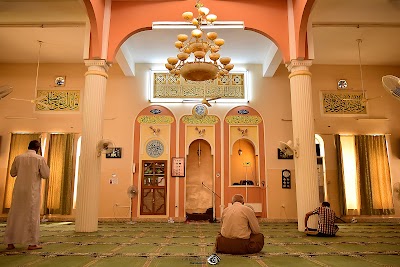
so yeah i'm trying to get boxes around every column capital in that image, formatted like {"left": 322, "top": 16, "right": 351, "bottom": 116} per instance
{"left": 286, "top": 59, "right": 312, "bottom": 72}
{"left": 84, "top": 59, "right": 110, "bottom": 72}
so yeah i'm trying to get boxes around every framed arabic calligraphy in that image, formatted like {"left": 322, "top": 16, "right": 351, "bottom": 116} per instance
{"left": 35, "top": 90, "right": 81, "bottom": 111}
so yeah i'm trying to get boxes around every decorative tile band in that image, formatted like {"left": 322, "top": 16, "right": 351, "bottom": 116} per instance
{"left": 321, "top": 91, "right": 367, "bottom": 115}
{"left": 137, "top": 115, "right": 174, "bottom": 124}
{"left": 182, "top": 115, "right": 219, "bottom": 124}
{"left": 225, "top": 115, "right": 262, "bottom": 124}
{"left": 153, "top": 73, "right": 245, "bottom": 99}
{"left": 36, "top": 90, "right": 80, "bottom": 111}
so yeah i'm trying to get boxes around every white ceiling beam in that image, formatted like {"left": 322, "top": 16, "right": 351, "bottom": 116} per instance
{"left": 262, "top": 43, "right": 282, "bottom": 77}
{"left": 115, "top": 43, "right": 135, "bottom": 77}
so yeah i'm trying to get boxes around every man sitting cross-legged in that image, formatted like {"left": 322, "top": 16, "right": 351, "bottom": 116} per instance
{"left": 304, "top": 201, "right": 339, "bottom": 237}
{"left": 215, "top": 194, "right": 264, "bottom": 254}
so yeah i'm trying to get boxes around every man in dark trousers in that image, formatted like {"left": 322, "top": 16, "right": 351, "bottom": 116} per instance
{"left": 305, "top": 201, "right": 339, "bottom": 237}
{"left": 215, "top": 194, "right": 264, "bottom": 254}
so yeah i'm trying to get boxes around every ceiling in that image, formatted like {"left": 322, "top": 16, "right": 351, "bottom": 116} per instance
{"left": 0, "top": 0, "right": 399, "bottom": 74}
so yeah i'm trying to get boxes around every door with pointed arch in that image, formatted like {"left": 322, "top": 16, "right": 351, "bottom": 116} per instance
{"left": 186, "top": 139, "right": 213, "bottom": 217}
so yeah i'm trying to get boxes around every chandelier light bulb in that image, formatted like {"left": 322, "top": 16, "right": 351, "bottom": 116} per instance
{"left": 225, "top": 64, "right": 234, "bottom": 71}
{"left": 178, "top": 52, "right": 189, "bottom": 61}
{"left": 209, "top": 53, "right": 220, "bottom": 61}
{"left": 214, "top": 38, "right": 225, "bottom": 46}
{"left": 167, "top": 57, "right": 179, "bottom": 65}
{"left": 219, "top": 57, "right": 231, "bottom": 65}
{"left": 206, "top": 32, "right": 218, "bottom": 40}
{"left": 165, "top": 63, "right": 173, "bottom": 70}
{"left": 192, "top": 18, "right": 199, "bottom": 26}
{"left": 194, "top": 51, "right": 206, "bottom": 59}
{"left": 198, "top": 6, "right": 210, "bottom": 16}
{"left": 175, "top": 41, "right": 184, "bottom": 49}
{"left": 191, "top": 29, "right": 203, "bottom": 38}
{"left": 211, "top": 46, "right": 220, "bottom": 53}
{"left": 182, "top": 12, "right": 193, "bottom": 21}
{"left": 206, "top": 14, "right": 217, "bottom": 23}
{"left": 177, "top": 34, "right": 188, "bottom": 42}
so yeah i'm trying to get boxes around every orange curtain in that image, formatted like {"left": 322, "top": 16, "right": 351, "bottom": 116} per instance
{"left": 355, "top": 135, "right": 394, "bottom": 215}
{"left": 43, "top": 133, "right": 74, "bottom": 215}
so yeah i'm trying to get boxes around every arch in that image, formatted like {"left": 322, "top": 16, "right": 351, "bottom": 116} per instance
{"left": 315, "top": 134, "right": 325, "bottom": 157}
{"left": 80, "top": 0, "right": 314, "bottom": 63}
{"left": 223, "top": 105, "right": 266, "bottom": 216}
{"left": 293, "top": 0, "right": 316, "bottom": 59}
{"left": 232, "top": 137, "right": 258, "bottom": 156}
{"left": 81, "top": 0, "right": 104, "bottom": 59}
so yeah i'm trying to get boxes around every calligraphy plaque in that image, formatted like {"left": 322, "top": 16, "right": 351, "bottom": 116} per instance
{"left": 36, "top": 90, "right": 80, "bottom": 111}
{"left": 171, "top": 157, "right": 185, "bottom": 177}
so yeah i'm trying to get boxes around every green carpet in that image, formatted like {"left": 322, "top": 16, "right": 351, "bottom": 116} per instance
{"left": 0, "top": 222, "right": 399, "bottom": 266}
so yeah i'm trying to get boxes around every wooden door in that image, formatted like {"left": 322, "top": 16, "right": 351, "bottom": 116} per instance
{"left": 141, "top": 160, "right": 167, "bottom": 215}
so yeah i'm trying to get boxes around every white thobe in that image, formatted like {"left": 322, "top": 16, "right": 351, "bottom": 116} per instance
{"left": 4, "top": 150, "right": 50, "bottom": 245}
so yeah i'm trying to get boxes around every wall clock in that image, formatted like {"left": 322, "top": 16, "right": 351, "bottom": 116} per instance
{"left": 337, "top": 79, "right": 348, "bottom": 89}
{"left": 282, "top": 169, "right": 291, "bottom": 189}
{"left": 55, "top": 76, "right": 66, "bottom": 87}
{"left": 192, "top": 104, "right": 208, "bottom": 119}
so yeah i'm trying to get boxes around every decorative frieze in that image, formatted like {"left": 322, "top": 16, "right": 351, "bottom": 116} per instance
{"left": 153, "top": 72, "right": 245, "bottom": 99}
{"left": 182, "top": 115, "right": 219, "bottom": 124}
{"left": 137, "top": 115, "right": 174, "bottom": 124}
{"left": 225, "top": 115, "right": 262, "bottom": 125}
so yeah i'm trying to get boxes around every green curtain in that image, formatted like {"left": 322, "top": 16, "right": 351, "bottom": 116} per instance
{"left": 3, "top": 133, "right": 41, "bottom": 213}
{"left": 334, "top": 134, "right": 347, "bottom": 216}
{"left": 355, "top": 135, "right": 394, "bottom": 215}
{"left": 44, "top": 133, "right": 74, "bottom": 215}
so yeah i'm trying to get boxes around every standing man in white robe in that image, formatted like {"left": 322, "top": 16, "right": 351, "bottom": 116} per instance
{"left": 4, "top": 140, "right": 50, "bottom": 250}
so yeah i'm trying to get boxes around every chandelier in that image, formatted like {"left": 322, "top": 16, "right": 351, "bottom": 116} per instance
{"left": 165, "top": 0, "right": 234, "bottom": 81}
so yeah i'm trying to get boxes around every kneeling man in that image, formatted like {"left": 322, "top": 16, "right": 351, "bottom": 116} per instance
{"left": 215, "top": 194, "right": 264, "bottom": 254}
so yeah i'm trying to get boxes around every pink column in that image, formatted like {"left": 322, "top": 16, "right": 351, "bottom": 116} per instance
{"left": 75, "top": 60, "right": 109, "bottom": 232}
{"left": 287, "top": 60, "right": 319, "bottom": 231}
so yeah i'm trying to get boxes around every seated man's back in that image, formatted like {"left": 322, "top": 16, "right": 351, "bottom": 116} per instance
{"left": 216, "top": 194, "right": 264, "bottom": 254}
{"left": 221, "top": 202, "right": 260, "bottom": 239}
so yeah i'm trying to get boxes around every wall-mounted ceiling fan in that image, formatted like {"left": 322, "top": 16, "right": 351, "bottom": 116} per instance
{"left": 343, "top": 39, "right": 383, "bottom": 105}
{"left": 0, "top": 85, "right": 13, "bottom": 100}
{"left": 10, "top": 40, "right": 50, "bottom": 109}
{"left": 183, "top": 95, "right": 221, "bottom": 107}
{"left": 382, "top": 75, "right": 400, "bottom": 102}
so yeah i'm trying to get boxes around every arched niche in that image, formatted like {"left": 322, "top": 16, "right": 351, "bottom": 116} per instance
{"left": 185, "top": 139, "right": 213, "bottom": 215}
{"left": 231, "top": 138, "right": 259, "bottom": 187}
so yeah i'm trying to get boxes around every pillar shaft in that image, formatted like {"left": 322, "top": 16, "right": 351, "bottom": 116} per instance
{"left": 287, "top": 60, "right": 319, "bottom": 231}
{"left": 75, "top": 60, "right": 109, "bottom": 232}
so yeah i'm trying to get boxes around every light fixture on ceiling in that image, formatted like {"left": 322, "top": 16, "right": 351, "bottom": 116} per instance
{"left": 343, "top": 39, "right": 382, "bottom": 105}
{"left": 165, "top": 0, "right": 234, "bottom": 81}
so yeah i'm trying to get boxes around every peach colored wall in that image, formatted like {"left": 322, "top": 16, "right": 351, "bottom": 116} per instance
{"left": 1, "top": 62, "right": 399, "bottom": 220}
{"left": 267, "top": 169, "right": 297, "bottom": 219}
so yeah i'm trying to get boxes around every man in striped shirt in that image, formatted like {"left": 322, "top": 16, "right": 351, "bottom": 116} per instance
{"left": 304, "top": 202, "right": 339, "bottom": 237}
